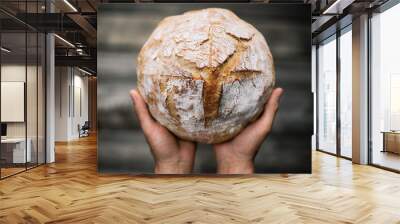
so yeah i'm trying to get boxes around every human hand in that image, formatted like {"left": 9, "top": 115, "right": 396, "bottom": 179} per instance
{"left": 213, "top": 88, "right": 284, "bottom": 174}
{"left": 130, "top": 89, "right": 197, "bottom": 174}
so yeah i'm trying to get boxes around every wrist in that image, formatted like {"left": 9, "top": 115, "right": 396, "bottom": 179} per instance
{"left": 154, "top": 160, "right": 192, "bottom": 174}
{"left": 217, "top": 159, "right": 254, "bottom": 174}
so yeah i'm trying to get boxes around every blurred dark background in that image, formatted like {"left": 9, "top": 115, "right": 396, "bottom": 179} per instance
{"left": 97, "top": 3, "right": 312, "bottom": 173}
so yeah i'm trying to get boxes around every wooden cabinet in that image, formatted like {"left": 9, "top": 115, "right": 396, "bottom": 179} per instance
{"left": 382, "top": 132, "right": 400, "bottom": 154}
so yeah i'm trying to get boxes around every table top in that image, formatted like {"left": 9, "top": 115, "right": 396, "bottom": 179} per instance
{"left": 381, "top": 131, "right": 400, "bottom": 134}
{"left": 1, "top": 138, "right": 28, "bottom": 143}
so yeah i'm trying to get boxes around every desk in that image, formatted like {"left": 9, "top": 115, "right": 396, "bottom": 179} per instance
{"left": 1, "top": 138, "right": 31, "bottom": 163}
{"left": 382, "top": 131, "right": 400, "bottom": 154}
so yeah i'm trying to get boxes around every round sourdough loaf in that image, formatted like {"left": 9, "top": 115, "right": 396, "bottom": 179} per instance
{"left": 137, "top": 8, "right": 275, "bottom": 144}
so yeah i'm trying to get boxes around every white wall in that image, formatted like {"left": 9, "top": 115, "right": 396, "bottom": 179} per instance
{"left": 55, "top": 66, "right": 70, "bottom": 141}
{"left": 55, "top": 67, "right": 89, "bottom": 141}
{"left": 71, "top": 73, "right": 89, "bottom": 138}
{"left": 1, "top": 65, "right": 26, "bottom": 132}
{"left": 1, "top": 65, "right": 41, "bottom": 138}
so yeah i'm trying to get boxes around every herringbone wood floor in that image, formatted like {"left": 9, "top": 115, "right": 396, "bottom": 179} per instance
{"left": 1, "top": 135, "right": 400, "bottom": 224}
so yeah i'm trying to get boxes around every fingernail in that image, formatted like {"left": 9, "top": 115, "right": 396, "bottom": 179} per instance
{"left": 277, "top": 88, "right": 284, "bottom": 102}
{"left": 131, "top": 89, "right": 137, "bottom": 96}
{"left": 130, "top": 90, "right": 136, "bottom": 103}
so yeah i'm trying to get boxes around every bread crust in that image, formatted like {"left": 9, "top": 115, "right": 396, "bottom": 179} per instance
{"left": 137, "top": 8, "right": 275, "bottom": 144}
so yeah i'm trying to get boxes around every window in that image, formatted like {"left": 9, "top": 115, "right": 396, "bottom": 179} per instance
{"left": 316, "top": 26, "right": 353, "bottom": 159}
{"left": 370, "top": 3, "right": 400, "bottom": 171}
{"left": 339, "top": 28, "right": 352, "bottom": 158}
{"left": 317, "top": 36, "right": 337, "bottom": 154}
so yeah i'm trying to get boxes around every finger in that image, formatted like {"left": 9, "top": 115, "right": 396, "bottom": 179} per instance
{"left": 178, "top": 140, "right": 197, "bottom": 152}
{"left": 255, "top": 88, "right": 284, "bottom": 133}
{"left": 129, "top": 89, "right": 156, "bottom": 129}
{"left": 232, "top": 88, "right": 283, "bottom": 144}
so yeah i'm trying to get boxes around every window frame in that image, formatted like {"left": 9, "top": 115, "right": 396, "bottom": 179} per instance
{"left": 367, "top": 0, "right": 400, "bottom": 173}
{"left": 315, "top": 23, "right": 353, "bottom": 160}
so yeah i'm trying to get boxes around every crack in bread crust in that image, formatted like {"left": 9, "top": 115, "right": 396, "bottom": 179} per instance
{"left": 202, "top": 35, "right": 254, "bottom": 127}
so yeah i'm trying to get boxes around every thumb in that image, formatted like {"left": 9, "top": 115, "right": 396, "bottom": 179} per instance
{"left": 130, "top": 89, "right": 156, "bottom": 130}
{"left": 234, "top": 88, "right": 283, "bottom": 143}
{"left": 255, "top": 88, "right": 284, "bottom": 134}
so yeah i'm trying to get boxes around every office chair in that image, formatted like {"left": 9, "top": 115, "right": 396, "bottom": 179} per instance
{"left": 79, "top": 121, "right": 90, "bottom": 138}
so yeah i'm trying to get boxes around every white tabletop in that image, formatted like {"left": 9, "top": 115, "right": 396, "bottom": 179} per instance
{"left": 1, "top": 138, "right": 27, "bottom": 143}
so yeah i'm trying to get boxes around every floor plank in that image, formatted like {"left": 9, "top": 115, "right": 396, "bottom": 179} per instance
{"left": 0, "top": 134, "right": 400, "bottom": 223}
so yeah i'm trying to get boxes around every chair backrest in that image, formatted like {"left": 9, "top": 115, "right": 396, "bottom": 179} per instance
{"left": 82, "top": 121, "right": 90, "bottom": 129}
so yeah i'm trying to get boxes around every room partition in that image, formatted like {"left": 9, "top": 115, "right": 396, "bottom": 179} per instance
{"left": 0, "top": 1, "right": 47, "bottom": 179}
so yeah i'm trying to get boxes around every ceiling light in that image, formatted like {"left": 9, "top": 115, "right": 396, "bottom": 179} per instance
{"left": 78, "top": 67, "right": 92, "bottom": 76}
{"left": 63, "top": 0, "right": 78, "bottom": 12}
{"left": 76, "top": 48, "right": 85, "bottom": 55}
{"left": 54, "top": 34, "right": 75, "bottom": 48}
{"left": 322, "top": 0, "right": 354, "bottom": 15}
{"left": 1, "top": 47, "right": 11, "bottom": 53}
{"left": 323, "top": 0, "right": 343, "bottom": 14}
